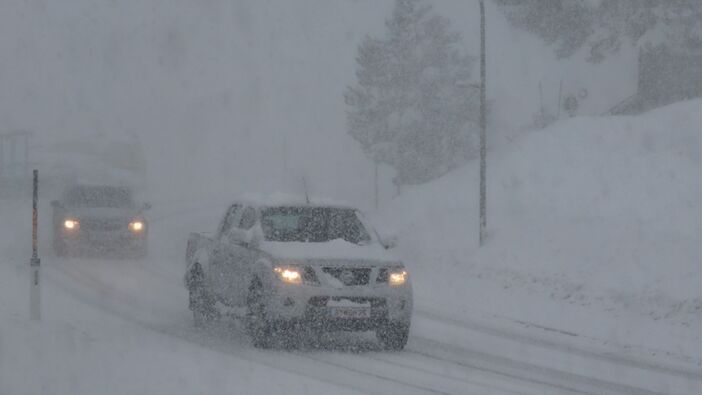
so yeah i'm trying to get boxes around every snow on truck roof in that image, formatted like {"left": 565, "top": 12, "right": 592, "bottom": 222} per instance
{"left": 235, "top": 192, "right": 354, "bottom": 209}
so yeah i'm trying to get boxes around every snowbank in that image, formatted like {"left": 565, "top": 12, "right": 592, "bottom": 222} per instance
{"left": 375, "top": 100, "right": 701, "bottom": 360}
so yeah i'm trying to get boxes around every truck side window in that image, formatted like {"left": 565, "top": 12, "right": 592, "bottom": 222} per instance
{"left": 239, "top": 207, "right": 256, "bottom": 230}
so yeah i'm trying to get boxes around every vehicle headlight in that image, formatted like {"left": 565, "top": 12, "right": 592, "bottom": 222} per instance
{"left": 389, "top": 269, "right": 408, "bottom": 287}
{"left": 273, "top": 266, "right": 302, "bottom": 285}
{"left": 63, "top": 219, "right": 79, "bottom": 230}
{"left": 129, "top": 221, "right": 144, "bottom": 232}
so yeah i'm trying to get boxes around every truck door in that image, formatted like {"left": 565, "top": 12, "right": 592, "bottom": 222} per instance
{"left": 232, "top": 207, "right": 256, "bottom": 306}
{"left": 222, "top": 206, "right": 256, "bottom": 306}
{"left": 210, "top": 204, "right": 240, "bottom": 297}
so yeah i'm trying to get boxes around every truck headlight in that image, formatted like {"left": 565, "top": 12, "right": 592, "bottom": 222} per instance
{"left": 273, "top": 266, "right": 302, "bottom": 285}
{"left": 389, "top": 269, "right": 408, "bottom": 287}
{"left": 64, "top": 219, "right": 79, "bottom": 230}
{"left": 129, "top": 221, "right": 144, "bottom": 232}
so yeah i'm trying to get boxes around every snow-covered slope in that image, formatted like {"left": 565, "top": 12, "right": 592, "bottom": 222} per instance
{"left": 374, "top": 99, "right": 701, "bottom": 360}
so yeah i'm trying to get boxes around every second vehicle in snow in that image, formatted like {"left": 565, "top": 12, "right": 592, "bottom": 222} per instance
{"left": 51, "top": 184, "right": 150, "bottom": 258}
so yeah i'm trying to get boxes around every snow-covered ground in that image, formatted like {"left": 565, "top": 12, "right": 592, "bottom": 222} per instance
{"left": 1, "top": 101, "right": 700, "bottom": 395}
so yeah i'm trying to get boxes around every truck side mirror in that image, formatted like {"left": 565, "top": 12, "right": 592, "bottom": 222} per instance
{"left": 227, "top": 227, "right": 262, "bottom": 249}
{"left": 248, "top": 230, "right": 262, "bottom": 249}
{"left": 379, "top": 233, "right": 398, "bottom": 250}
{"left": 226, "top": 229, "right": 245, "bottom": 245}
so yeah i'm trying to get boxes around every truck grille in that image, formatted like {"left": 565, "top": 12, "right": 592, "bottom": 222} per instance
{"left": 308, "top": 296, "right": 385, "bottom": 307}
{"left": 376, "top": 268, "right": 389, "bottom": 283}
{"left": 302, "top": 266, "right": 319, "bottom": 284}
{"left": 81, "top": 218, "right": 126, "bottom": 231}
{"left": 321, "top": 267, "right": 371, "bottom": 286}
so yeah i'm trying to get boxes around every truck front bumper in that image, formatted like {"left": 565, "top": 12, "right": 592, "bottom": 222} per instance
{"left": 265, "top": 283, "right": 413, "bottom": 330}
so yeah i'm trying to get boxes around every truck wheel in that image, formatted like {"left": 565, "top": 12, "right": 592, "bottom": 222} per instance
{"left": 246, "top": 280, "right": 273, "bottom": 348}
{"left": 376, "top": 322, "right": 410, "bottom": 351}
{"left": 191, "top": 287, "right": 218, "bottom": 327}
{"left": 188, "top": 265, "right": 218, "bottom": 327}
{"left": 277, "top": 321, "right": 302, "bottom": 350}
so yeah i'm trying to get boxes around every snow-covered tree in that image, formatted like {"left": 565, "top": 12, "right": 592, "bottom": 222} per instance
{"left": 345, "top": 0, "right": 478, "bottom": 187}
{"left": 495, "top": 0, "right": 701, "bottom": 62}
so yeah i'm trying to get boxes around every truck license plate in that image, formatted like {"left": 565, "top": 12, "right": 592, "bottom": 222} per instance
{"left": 330, "top": 307, "right": 371, "bottom": 319}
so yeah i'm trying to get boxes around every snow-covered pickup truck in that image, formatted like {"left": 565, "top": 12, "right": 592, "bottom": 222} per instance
{"left": 184, "top": 197, "right": 412, "bottom": 350}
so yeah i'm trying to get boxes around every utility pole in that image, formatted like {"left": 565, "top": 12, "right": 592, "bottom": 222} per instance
{"left": 30, "top": 169, "right": 40, "bottom": 320}
{"left": 479, "top": 0, "right": 487, "bottom": 247}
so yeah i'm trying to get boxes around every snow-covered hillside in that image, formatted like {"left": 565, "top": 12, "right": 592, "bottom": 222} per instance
{"left": 374, "top": 99, "right": 701, "bottom": 361}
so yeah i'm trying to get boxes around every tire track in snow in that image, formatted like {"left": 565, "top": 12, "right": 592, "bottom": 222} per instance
{"left": 415, "top": 308, "right": 700, "bottom": 381}
{"left": 404, "top": 338, "right": 666, "bottom": 395}
{"left": 360, "top": 352, "right": 528, "bottom": 395}
{"left": 298, "top": 350, "right": 531, "bottom": 395}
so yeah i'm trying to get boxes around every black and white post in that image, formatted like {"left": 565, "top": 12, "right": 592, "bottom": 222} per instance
{"left": 30, "top": 169, "right": 41, "bottom": 320}
{"left": 479, "top": 0, "right": 487, "bottom": 247}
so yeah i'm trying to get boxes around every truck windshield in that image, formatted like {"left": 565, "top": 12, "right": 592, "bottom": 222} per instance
{"left": 65, "top": 186, "right": 135, "bottom": 208}
{"left": 261, "top": 206, "right": 372, "bottom": 244}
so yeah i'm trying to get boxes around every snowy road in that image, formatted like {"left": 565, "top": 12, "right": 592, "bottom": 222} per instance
{"left": 1, "top": 201, "right": 700, "bottom": 395}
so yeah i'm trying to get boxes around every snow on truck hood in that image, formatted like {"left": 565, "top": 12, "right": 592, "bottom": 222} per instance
{"left": 261, "top": 239, "right": 400, "bottom": 264}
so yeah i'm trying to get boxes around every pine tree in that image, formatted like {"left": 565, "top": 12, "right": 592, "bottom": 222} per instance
{"left": 345, "top": 0, "right": 478, "bottom": 188}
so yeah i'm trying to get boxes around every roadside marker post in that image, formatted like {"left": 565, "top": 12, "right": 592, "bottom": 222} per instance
{"left": 478, "top": 0, "right": 488, "bottom": 247}
{"left": 30, "top": 169, "right": 40, "bottom": 321}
